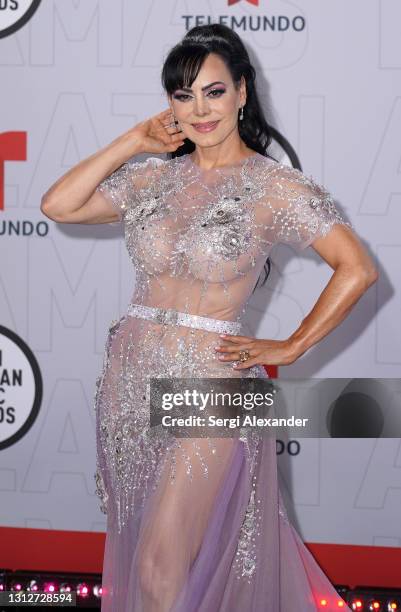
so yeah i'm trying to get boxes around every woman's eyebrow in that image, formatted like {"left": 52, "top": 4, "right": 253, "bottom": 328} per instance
{"left": 178, "top": 81, "right": 226, "bottom": 92}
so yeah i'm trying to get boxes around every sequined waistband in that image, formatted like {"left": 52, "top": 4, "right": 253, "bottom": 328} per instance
{"left": 126, "top": 303, "right": 242, "bottom": 335}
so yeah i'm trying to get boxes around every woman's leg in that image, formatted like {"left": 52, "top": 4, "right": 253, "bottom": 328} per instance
{"left": 135, "top": 437, "right": 238, "bottom": 611}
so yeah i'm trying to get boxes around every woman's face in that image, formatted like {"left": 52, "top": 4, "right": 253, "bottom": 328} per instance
{"left": 168, "top": 53, "right": 246, "bottom": 147}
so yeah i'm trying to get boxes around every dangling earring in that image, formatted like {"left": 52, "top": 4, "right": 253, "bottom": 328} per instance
{"left": 239, "top": 106, "right": 244, "bottom": 121}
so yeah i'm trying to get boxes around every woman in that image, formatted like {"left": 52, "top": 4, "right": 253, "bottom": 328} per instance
{"left": 41, "top": 23, "right": 377, "bottom": 612}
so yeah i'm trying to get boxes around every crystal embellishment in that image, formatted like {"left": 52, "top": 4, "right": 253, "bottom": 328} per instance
{"left": 233, "top": 485, "right": 260, "bottom": 583}
{"left": 154, "top": 308, "right": 179, "bottom": 325}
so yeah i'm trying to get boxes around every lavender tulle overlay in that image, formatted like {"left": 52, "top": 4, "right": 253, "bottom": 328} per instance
{"left": 93, "top": 152, "right": 353, "bottom": 611}
{"left": 94, "top": 310, "right": 351, "bottom": 612}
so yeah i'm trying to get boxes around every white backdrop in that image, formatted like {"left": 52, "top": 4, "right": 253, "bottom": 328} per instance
{"left": 0, "top": 0, "right": 400, "bottom": 548}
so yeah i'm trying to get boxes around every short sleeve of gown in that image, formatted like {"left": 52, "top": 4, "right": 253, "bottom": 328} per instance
{"left": 96, "top": 156, "right": 165, "bottom": 222}
{"left": 262, "top": 164, "right": 354, "bottom": 250}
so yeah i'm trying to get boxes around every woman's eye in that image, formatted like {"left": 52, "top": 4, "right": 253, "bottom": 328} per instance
{"left": 208, "top": 88, "right": 225, "bottom": 97}
{"left": 173, "top": 93, "right": 190, "bottom": 101}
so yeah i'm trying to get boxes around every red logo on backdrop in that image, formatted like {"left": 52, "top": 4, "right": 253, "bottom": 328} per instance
{"left": 0, "top": 132, "right": 26, "bottom": 211}
{"left": 228, "top": 0, "right": 259, "bottom": 5}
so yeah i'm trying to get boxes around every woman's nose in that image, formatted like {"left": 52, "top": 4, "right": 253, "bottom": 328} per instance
{"left": 193, "top": 96, "right": 210, "bottom": 116}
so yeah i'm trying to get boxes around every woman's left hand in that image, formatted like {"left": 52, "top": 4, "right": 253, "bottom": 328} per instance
{"left": 215, "top": 334, "right": 299, "bottom": 369}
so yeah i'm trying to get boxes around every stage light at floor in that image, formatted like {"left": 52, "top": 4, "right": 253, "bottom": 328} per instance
{"left": 43, "top": 582, "right": 57, "bottom": 593}
{"left": 3, "top": 571, "right": 399, "bottom": 610}
{"left": 10, "top": 581, "right": 22, "bottom": 591}
{"left": 27, "top": 579, "right": 39, "bottom": 592}
{"left": 76, "top": 582, "right": 89, "bottom": 597}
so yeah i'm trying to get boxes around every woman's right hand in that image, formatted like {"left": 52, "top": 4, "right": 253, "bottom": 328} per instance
{"left": 127, "top": 107, "right": 186, "bottom": 154}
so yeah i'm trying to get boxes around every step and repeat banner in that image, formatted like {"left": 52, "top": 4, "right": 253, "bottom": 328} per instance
{"left": 1, "top": 0, "right": 400, "bottom": 551}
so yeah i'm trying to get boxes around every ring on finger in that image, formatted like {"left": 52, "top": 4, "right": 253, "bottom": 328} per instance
{"left": 165, "top": 121, "right": 180, "bottom": 130}
{"left": 238, "top": 349, "right": 250, "bottom": 363}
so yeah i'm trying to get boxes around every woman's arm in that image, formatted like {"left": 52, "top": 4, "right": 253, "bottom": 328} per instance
{"left": 215, "top": 221, "right": 378, "bottom": 368}
{"left": 287, "top": 223, "right": 378, "bottom": 361}
{"left": 40, "top": 108, "right": 184, "bottom": 224}
{"left": 40, "top": 132, "right": 143, "bottom": 224}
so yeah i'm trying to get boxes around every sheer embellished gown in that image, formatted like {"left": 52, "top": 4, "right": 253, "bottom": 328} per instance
{"left": 93, "top": 151, "right": 352, "bottom": 611}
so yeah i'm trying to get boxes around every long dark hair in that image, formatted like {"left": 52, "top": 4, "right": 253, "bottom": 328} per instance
{"left": 161, "top": 23, "right": 275, "bottom": 289}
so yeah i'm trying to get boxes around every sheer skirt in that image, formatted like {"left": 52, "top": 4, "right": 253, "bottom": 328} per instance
{"left": 94, "top": 305, "right": 351, "bottom": 611}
